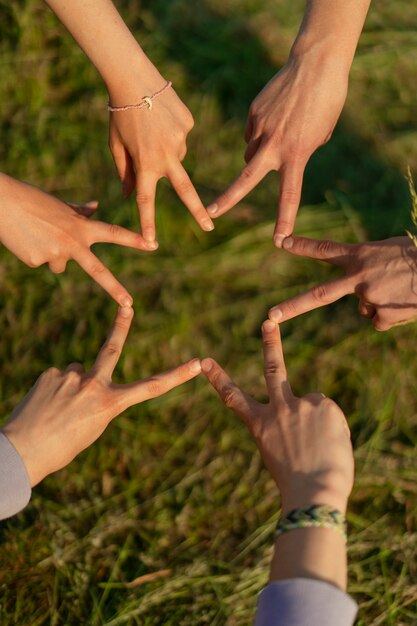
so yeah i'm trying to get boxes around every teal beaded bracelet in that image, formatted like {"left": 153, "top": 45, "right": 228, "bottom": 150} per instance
{"left": 276, "top": 505, "right": 347, "bottom": 542}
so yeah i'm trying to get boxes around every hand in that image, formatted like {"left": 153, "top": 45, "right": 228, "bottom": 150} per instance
{"left": 207, "top": 56, "right": 348, "bottom": 243}
{"left": 269, "top": 235, "right": 417, "bottom": 331}
{"left": 108, "top": 78, "right": 214, "bottom": 242}
{"left": 1, "top": 307, "right": 202, "bottom": 486}
{"left": 202, "top": 321, "right": 353, "bottom": 514}
{"left": 0, "top": 173, "right": 157, "bottom": 306}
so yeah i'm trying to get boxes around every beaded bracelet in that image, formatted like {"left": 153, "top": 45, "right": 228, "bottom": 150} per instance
{"left": 107, "top": 80, "right": 173, "bottom": 112}
{"left": 276, "top": 505, "right": 347, "bottom": 542}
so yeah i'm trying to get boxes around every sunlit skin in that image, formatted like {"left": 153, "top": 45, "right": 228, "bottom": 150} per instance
{"left": 207, "top": 0, "right": 371, "bottom": 244}
{"left": 1, "top": 307, "right": 202, "bottom": 487}
{"left": 44, "top": 0, "right": 214, "bottom": 243}
{"left": 0, "top": 173, "right": 158, "bottom": 305}
{"left": 269, "top": 236, "right": 417, "bottom": 331}
{"left": 202, "top": 321, "right": 353, "bottom": 590}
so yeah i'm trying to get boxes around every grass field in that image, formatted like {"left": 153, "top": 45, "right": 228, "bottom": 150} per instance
{"left": 1, "top": 1, "right": 417, "bottom": 624}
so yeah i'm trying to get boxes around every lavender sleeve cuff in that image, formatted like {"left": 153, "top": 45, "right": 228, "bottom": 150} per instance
{"left": 254, "top": 578, "right": 358, "bottom": 626}
{"left": 0, "top": 432, "right": 31, "bottom": 520}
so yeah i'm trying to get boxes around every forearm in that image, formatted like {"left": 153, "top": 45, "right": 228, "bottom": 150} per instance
{"left": 291, "top": 0, "right": 371, "bottom": 70}
{"left": 44, "top": 0, "right": 164, "bottom": 97}
{"left": 270, "top": 527, "right": 347, "bottom": 590}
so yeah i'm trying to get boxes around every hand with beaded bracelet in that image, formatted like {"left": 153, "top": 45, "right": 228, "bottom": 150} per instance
{"left": 44, "top": 0, "right": 214, "bottom": 243}
{"left": 202, "top": 321, "right": 356, "bottom": 624}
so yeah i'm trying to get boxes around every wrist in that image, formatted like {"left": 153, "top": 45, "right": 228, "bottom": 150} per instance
{"left": 289, "top": 34, "right": 354, "bottom": 76}
{"left": 280, "top": 480, "right": 349, "bottom": 516}
{"left": 105, "top": 53, "right": 166, "bottom": 105}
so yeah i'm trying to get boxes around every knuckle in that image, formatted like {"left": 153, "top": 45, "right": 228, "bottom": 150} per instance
{"left": 317, "top": 240, "right": 333, "bottom": 257}
{"left": 264, "top": 362, "right": 280, "bottom": 377}
{"left": 175, "top": 177, "right": 194, "bottom": 196}
{"left": 88, "top": 261, "right": 106, "bottom": 276}
{"left": 103, "top": 342, "right": 121, "bottom": 359}
{"left": 222, "top": 386, "right": 238, "bottom": 409}
{"left": 280, "top": 187, "right": 299, "bottom": 205}
{"left": 135, "top": 192, "right": 153, "bottom": 207}
{"left": 145, "top": 377, "right": 164, "bottom": 397}
{"left": 311, "top": 284, "right": 329, "bottom": 303}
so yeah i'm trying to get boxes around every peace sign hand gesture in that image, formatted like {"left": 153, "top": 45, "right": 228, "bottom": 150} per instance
{"left": 0, "top": 174, "right": 157, "bottom": 306}
{"left": 1, "top": 307, "right": 202, "bottom": 487}
{"left": 202, "top": 321, "right": 353, "bottom": 515}
{"left": 269, "top": 236, "right": 417, "bottom": 331}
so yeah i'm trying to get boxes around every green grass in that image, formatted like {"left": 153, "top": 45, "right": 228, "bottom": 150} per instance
{"left": 0, "top": 1, "right": 417, "bottom": 624}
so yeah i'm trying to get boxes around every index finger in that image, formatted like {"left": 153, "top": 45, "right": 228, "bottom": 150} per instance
{"left": 73, "top": 248, "right": 133, "bottom": 307}
{"left": 279, "top": 236, "right": 354, "bottom": 266}
{"left": 201, "top": 358, "right": 258, "bottom": 426}
{"left": 274, "top": 161, "right": 306, "bottom": 244}
{"left": 261, "top": 320, "right": 293, "bottom": 404}
{"left": 206, "top": 151, "right": 269, "bottom": 218}
{"left": 269, "top": 275, "right": 355, "bottom": 323}
{"left": 87, "top": 220, "right": 158, "bottom": 251}
{"left": 168, "top": 165, "right": 214, "bottom": 232}
{"left": 113, "top": 358, "right": 202, "bottom": 410}
{"left": 90, "top": 306, "right": 134, "bottom": 380}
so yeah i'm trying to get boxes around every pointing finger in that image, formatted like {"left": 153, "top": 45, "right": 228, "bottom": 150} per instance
{"left": 269, "top": 275, "right": 355, "bottom": 323}
{"left": 206, "top": 151, "right": 268, "bottom": 218}
{"left": 73, "top": 248, "right": 133, "bottom": 307}
{"left": 135, "top": 173, "right": 158, "bottom": 243}
{"left": 114, "top": 358, "right": 202, "bottom": 410}
{"left": 91, "top": 306, "right": 133, "bottom": 380}
{"left": 201, "top": 358, "right": 258, "bottom": 426}
{"left": 87, "top": 220, "right": 158, "bottom": 251}
{"left": 278, "top": 235, "right": 354, "bottom": 266}
{"left": 274, "top": 162, "right": 306, "bottom": 245}
{"left": 169, "top": 164, "right": 214, "bottom": 232}
{"left": 261, "top": 321, "right": 293, "bottom": 404}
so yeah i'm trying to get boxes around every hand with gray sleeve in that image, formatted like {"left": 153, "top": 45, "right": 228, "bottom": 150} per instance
{"left": 202, "top": 321, "right": 357, "bottom": 626}
{"left": 0, "top": 307, "right": 201, "bottom": 520}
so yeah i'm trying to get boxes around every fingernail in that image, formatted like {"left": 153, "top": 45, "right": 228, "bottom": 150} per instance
{"left": 269, "top": 308, "right": 282, "bottom": 322}
{"left": 147, "top": 240, "right": 159, "bottom": 250}
{"left": 119, "top": 305, "right": 133, "bottom": 318}
{"left": 202, "top": 219, "right": 215, "bottom": 231}
{"left": 282, "top": 236, "right": 294, "bottom": 250}
{"left": 201, "top": 358, "right": 213, "bottom": 373}
{"left": 189, "top": 359, "right": 202, "bottom": 373}
{"left": 263, "top": 319, "right": 276, "bottom": 332}
{"left": 207, "top": 203, "right": 218, "bottom": 215}
{"left": 121, "top": 295, "right": 133, "bottom": 307}
{"left": 273, "top": 234, "right": 286, "bottom": 248}
{"left": 145, "top": 235, "right": 156, "bottom": 244}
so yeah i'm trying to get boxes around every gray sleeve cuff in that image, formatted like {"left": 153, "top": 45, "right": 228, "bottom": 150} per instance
{"left": 254, "top": 578, "right": 358, "bottom": 626}
{"left": 0, "top": 432, "right": 31, "bottom": 520}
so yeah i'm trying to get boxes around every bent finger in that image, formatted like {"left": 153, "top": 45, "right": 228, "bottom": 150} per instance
{"left": 91, "top": 306, "right": 134, "bottom": 380}
{"left": 201, "top": 358, "right": 258, "bottom": 426}
{"left": 278, "top": 235, "right": 354, "bottom": 266}
{"left": 74, "top": 248, "right": 133, "bottom": 307}
{"left": 114, "top": 358, "right": 202, "bottom": 409}
{"left": 269, "top": 276, "right": 355, "bottom": 323}
{"left": 261, "top": 321, "right": 293, "bottom": 403}
{"left": 207, "top": 151, "right": 268, "bottom": 218}
{"left": 274, "top": 162, "right": 306, "bottom": 245}
{"left": 169, "top": 164, "right": 214, "bottom": 232}
{"left": 88, "top": 220, "right": 158, "bottom": 251}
